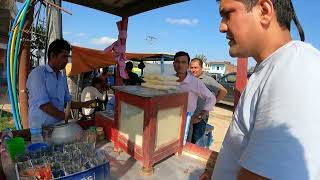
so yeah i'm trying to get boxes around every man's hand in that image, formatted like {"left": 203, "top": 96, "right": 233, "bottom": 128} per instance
{"left": 71, "top": 100, "right": 97, "bottom": 109}
{"left": 199, "top": 170, "right": 212, "bottom": 180}
{"left": 191, "top": 110, "right": 209, "bottom": 124}
{"left": 191, "top": 115, "right": 201, "bottom": 124}
{"left": 84, "top": 100, "right": 97, "bottom": 108}
{"left": 40, "top": 103, "right": 65, "bottom": 120}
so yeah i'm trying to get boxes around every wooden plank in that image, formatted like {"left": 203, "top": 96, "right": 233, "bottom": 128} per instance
{"left": 152, "top": 142, "right": 179, "bottom": 164}
{"left": 142, "top": 99, "right": 155, "bottom": 169}
{"left": 117, "top": 134, "right": 143, "bottom": 161}
{"left": 183, "top": 143, "right": 218, "bottom": 163}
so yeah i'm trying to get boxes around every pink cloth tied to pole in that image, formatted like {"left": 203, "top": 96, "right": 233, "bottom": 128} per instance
{"left": 104, "top": 17, "right": 129, "bottom": 79}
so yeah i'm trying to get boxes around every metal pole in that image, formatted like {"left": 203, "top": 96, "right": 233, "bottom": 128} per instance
{"left": 160, "top": 55, "right": 164, "bottom": 74}
{"left": 18, "top": 4, "right": 34, "bottom": 129}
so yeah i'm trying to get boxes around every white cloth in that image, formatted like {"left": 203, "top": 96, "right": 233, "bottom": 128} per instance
{"left": 81, "top": 86, "right": 106, "bottom": 115}
{"left": 212, "top": 41, "right": 320, "bottom": 180}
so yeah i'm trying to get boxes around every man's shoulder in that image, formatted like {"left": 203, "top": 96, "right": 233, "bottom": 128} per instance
{"left": 30, "top": 65, "right": 47, "bottom": 75}
{"left": 187, "top": 73, "right": 201, "bottom": 83}
{"left": 284, "top": 41, "right": 320, "bottom": 60}
{"left": 28, "top": 66, "right": 48, "bottom": 81}
{"left": 200, "top": 73, "right": 215, "bottom": 81}
{"left": 200, "top": 73, "right": 221, "bottom": 86}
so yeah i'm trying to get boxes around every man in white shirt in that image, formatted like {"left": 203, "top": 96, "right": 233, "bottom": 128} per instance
{"left": 200, "top": 0, "right": 320, "bottom": 180}
{"left": 173, "top": 51, "right": 216, "bottom": 144}
{"left": 81, "top": 77, "right": 107, "bottom": 116}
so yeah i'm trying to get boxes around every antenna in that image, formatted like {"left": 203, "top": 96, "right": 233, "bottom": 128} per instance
{"left": 145, "top": 35, "right": 157, "bottom": 46}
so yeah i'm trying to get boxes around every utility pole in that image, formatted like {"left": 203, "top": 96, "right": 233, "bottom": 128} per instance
{"left": 18, "top": 3, "right": 34, "bottom": 129}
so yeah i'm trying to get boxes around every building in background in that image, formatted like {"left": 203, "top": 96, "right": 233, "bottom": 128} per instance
{"left": 205, "top": 61, "right": 237, "bottom": 77}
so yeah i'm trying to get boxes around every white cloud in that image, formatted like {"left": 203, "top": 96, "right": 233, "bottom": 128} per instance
{"left": 75, "top": 33, "right": 86, "bottom": 37}
{"left": 63, "top": 31, "right": 72, "bottom": 35}
{"left": 165, "top": 18, "right": 199, "bottom": 26}
{"left": 90, "top": 36, "right": 117, "bottom": 46}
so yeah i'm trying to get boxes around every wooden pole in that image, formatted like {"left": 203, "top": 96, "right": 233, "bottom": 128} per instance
{"left": 18, "top": 5, "right": 34, "bottom": 129}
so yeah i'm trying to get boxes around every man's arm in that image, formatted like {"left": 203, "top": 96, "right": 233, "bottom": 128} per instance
{"left": 192, "top": 79, "right": 216, "bottom": 124}
{"left": 205, "top": 76, "right": 227, "bottom": 102}
{"left": 198, "top": 80, "right": 216, "bottom": 112}
{"left": 199, "top": 167, "right": 269, "bottom": 180}
{"left": 70, "top": 100, "right": 95, "bottom": 109}
{"left": 216, "top": 86, "right": 227, "bottom": 102}
{"left": 40, "top": 102, "right": 65, "bottom": 120}
{"left": 237, "top": 168, "right": 269, "bottom": 180}
{"left": 191, "top": 110, "right": 209, "bottom": 124}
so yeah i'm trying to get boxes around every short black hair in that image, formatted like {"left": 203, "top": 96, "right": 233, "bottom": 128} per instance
{"left": 102, "top": 66, "right": 109, "bottom": 74}
{"left": 217, "top": 0, "right": 304, "bottom": 41}
{"left": 125, "top": 61, "right": 133, "bottom": 71}
{"left": 174, "top": 51, "right": 190, "bottom": 64}
{"left": 91, "top": 77, "right": 103, "bottom": 86}
{"left": 191, "top": 58, "right": 203, "bottom": 68}
{"left": 48, "top": 39, "right": 71, "bottom": 60}
{"left": 217, "top": 0, "right": 292, "bottom": 30}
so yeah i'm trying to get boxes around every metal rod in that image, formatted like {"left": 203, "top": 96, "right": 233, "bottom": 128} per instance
{"left": 45, "top": 0, "right": 72, "bottom": 15}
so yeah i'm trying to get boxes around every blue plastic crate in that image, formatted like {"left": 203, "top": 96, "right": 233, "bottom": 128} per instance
{"left": 55, "top": 162, "right": 110, "bottom": 180}
{"left": 16, "top": 161, "right": 111, "bottom": 180}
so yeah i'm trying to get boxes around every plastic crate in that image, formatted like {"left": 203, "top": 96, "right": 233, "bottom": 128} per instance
{"left": 16, "top": 161, "right": 111, "bottom": 180}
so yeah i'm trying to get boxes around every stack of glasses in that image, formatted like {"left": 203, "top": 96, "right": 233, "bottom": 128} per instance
{"left": 17, "top": 130, "right": 106, "bottom": 179}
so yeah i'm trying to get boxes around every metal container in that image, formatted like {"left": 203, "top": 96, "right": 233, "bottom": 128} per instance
{"left": 51, "top": 122, "right": 83, "bottom": 144}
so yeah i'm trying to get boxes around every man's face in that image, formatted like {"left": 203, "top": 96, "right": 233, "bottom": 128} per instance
{"left": 173, "top": 56, "right": 189, "bottom": 74}
{"left": 51, "top": 50, "right": 70, "bottom": 70}
{"left": 219, "top": 0, "right": 260, "bottom": 58}
{"left": 189, "top": 61, "right": 202, "bottom": 78}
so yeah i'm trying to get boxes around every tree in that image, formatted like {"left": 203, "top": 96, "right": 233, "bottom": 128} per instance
{"left": 30, "top": 23, "right": 47, "bottom": 68}
{"left": 195, "top": 54, "right": 208, "bottom": 64}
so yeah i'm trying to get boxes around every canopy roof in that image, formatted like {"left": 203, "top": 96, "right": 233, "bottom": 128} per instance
{"left": 68, "top": 45, "right": 174, "bottom": 76}
{"left": 63, "top": 0, "right": 189, "bottom": 17}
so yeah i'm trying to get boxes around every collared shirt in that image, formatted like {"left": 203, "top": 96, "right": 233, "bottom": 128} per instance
{"left": 81, "top": 86, "right": 106, "bottom": 115}
{"left": 178, "top": 72, "right": 216, "bottom": 114}
{"left": 194, "top": 73, "right": 223, "bottom": 115}
{"left": 27, "top": 64, "right": 71, "bottom": 128}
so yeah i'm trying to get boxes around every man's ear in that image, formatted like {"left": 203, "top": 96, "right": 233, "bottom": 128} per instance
{"left": 258, "top": 0, "right": 274, "bottom": 28}
{"left": 49, "top": 52, "right": 55, "bottom": 60}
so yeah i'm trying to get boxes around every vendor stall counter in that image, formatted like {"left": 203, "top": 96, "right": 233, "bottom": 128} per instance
{"left": 112, "top": 86, "right": 188, "bottom": 171}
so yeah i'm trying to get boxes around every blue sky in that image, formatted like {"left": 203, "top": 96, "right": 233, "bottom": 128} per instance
{"left": 19, "top": 0, "right": 320, "bottom": 67}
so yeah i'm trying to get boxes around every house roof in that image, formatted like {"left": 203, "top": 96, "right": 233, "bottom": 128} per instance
{"left": 63, "top": 0, "right": 189, "bottom": 17}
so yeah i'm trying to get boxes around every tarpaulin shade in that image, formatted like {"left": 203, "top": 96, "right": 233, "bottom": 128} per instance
{"left": 68, "top": 45, "right": 117, "bottom": 76}
{"left": 63, "top": 0, "right": 189, "bottom": 17}
{"left": 68, "top": 45, "right": 172, "bottom": 76}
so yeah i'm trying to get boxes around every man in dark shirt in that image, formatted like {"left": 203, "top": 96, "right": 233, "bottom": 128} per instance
{"left": 124, "top": 61, "right": 144, "bottom": 85}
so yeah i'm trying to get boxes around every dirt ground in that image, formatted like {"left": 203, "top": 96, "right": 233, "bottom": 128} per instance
{"left": 208, "top": 103, "right": 234, "bottom": 152}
